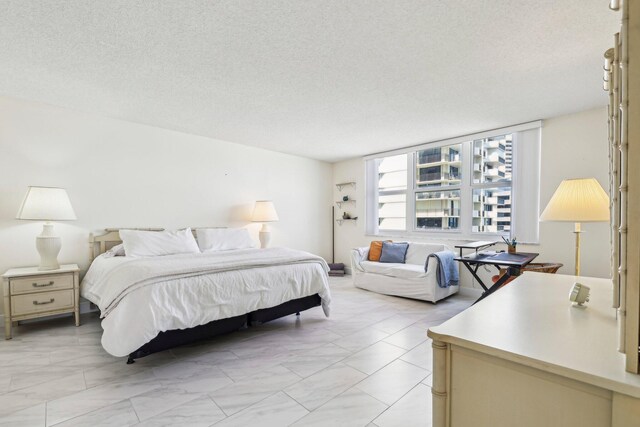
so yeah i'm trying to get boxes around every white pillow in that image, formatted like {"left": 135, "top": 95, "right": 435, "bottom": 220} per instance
{"left": 196, "top": 228, "right": 256, "bottom": 252}
{"left": 120, "top": 228, "right": 201, "bottom": 258}
{"left": 103, "top": 243, "right": 126, "bottom": 258}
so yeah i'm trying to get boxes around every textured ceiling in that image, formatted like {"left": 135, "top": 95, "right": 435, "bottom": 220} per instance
{"left": 0, "top": 1, "right": 619, "bottom": 162}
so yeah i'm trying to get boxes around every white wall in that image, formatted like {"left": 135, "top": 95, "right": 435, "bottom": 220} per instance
{"left": 333, "top": 107, "right": 611, "bottom": 291}
{"left": 0, "top": 96, "right": 333, "bottom": 314}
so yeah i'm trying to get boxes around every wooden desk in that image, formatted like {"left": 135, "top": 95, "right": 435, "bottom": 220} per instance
{"left": 427, "top": 273, "right": 640, "bottom": 427}
{"left": 455, "top": 251, "right": 538, "bottom": 303}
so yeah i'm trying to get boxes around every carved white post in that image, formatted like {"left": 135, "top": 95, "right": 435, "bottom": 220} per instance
{"left": 432, "top": 340, "right": 449, "bottom": 427}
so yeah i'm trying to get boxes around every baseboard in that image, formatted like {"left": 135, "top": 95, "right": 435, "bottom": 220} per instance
{"left": 458, "top": 286, "right": 483, "bottom": 298}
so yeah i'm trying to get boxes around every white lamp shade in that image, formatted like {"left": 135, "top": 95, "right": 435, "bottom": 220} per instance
{"left": 540, "top": 178, "right": 609, "bottom": 222}
{"left": 251, "top": 200, "right": 279, "bottom": 222}
{"left": 16, "top": 186, "right": 77, "bottom": 221}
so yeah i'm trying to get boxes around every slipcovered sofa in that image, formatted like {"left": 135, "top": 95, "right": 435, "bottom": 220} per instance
{"left": 350, "top": 242, "right": 459, "bottom": 303}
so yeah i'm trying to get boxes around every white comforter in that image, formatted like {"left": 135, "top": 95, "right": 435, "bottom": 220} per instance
{"left": 81, "top": 248, "right": 331, "bottom": 357}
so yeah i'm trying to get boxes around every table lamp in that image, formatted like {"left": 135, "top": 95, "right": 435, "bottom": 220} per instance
{"left": 251, "top": 200, "right": 279, "bottom": 248}
{"left": 539, "top": 178, "right": 609, "bottom": 276}
{"left": 16, "top": 186, "right": 77, "bottom": 270}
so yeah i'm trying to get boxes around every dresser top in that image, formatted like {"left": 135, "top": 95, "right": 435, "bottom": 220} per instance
{"left": 3, "top": 264, "right": 79, "bottom": 278}
{"left": 428, "top": 272, "right": 640, "bottom": 398}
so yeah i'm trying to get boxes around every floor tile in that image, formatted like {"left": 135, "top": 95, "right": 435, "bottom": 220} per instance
{"left": 152, "top": 362, "right": 233, "bottom": 393}
{"left": 280, "top": 343, "right": 351, "bottom": 378}
{"left": 8, "top": 366, "right": 77, "bottom": 392}
{"left": 332, "top": 328, "right": 390, "bottom": 353}
{"left": 135, "top": 395, "right": 225, "bottom": 427}
{"left": 52, "top": 400, "right": 139, "bottom": 427}
{"left": 399, "top": 341, "right": 433, "bottom": 371}
{"left": 129, "top": 387, "right": 202, "bottom": 421}
{"left": 371, "top": 315, "right": 420, "bottom": 335}
{"left": 0, "top": 392, "right": 44, "bottom": 417}
{"left": 382, "top": 325, "right": 429, "bottom": 350}
{"left": 214, "top": 392, "right": 308, "bottom": 427}
{"left": 209, "top": 365, "right": 301, "bottom": 416}
{"left": 284, "top": 363, "right": 366, "bottom": 410}
{"left": 343, "top": 341, "right": 407, "bottom": 375}
{"left": 0, "top": 402, "right": 45, "bottom": 427}
{"left": 16, "top": 372, "right": 86, "bottom": 402}
{"left": 291, "top": 387, "right": 387, "bottom": 427}
{"left": 45, "top": 374, "right": 160, "bottom": 426}
{"left": 374, "top": 384, "right": 431, "bottom": 427}
{"left": 356, "top": 359, "right": 429, "bottom": 405}
{"left": 422, "top": 374, "right": 433, "bottom": 387}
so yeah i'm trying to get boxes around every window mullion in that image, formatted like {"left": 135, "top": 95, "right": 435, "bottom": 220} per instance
{"left": 407, "top": 152, "right": 415, "bottom": 232}
{"left": 460, "top": 140, "right": 472, "bottom": 235}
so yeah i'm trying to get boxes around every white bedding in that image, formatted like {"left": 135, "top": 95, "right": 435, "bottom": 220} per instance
{"left": 81, "top": 248, "right": 331, "bottom": 357}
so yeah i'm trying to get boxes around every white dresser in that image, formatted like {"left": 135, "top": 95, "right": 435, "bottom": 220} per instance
{"left": 428, "top": 273, "right": 640, "bottom": 427}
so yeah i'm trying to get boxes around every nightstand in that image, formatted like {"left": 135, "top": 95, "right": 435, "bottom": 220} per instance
{"left": 2, "top": 264, "right": 80, "bottom": 339}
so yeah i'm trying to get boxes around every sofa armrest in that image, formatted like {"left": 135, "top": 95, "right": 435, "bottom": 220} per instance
{"left": 425, "top": 254, "right": 439, "bottom": 275}
{"left": 351, "top": 247, "right": 369, "bottom": 272}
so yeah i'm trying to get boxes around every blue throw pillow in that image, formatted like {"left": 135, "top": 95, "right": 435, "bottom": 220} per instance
{"left": 379, "top": 242, "right": 409, "bottom": 263}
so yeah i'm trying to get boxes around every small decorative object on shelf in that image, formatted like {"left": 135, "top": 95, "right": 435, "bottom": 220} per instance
{"left": 342, "top": 212, "right": 351, "bottom": 219}
{"left": 502, "top": 236, "right": 518, "bottom": 254}
{"left": 336, "top": 216, "right": 358, "bottom": 225}
{"left": 343, "top": 195, "right": 349, "bottom": 202}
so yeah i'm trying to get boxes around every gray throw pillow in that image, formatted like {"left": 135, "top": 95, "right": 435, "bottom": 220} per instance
{"left": 379, "top": 242, "right": 409, "bottom": 263}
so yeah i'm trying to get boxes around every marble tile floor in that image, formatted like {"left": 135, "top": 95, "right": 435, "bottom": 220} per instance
{"left": 0, "top": 276, "right": 474, "bottom": 427}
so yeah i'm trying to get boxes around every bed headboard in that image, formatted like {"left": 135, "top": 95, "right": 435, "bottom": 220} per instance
{"left": 88, "top": 227, "right": 225, "bottom": 261}
{"left": 89, "top": 228, "right": 162, "bottom": 261}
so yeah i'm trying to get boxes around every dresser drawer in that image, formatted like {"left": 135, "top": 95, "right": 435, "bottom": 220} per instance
{"left": 10, "top": 274, "right": 74, "bottom": 295}
{"left": 11, "top": 289, "right": 74, "bottom": 316}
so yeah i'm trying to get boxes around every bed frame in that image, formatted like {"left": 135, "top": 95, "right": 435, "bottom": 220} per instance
{"left": 88, "top": 229, "right": 323, "bottom": 364}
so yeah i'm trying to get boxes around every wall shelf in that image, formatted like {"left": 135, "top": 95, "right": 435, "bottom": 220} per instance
{"left": 336, "top": 218, "right": 358, "bottom": 225}
{"left": 336, "top": 182, "right": 356, "bottom": 191}
{"left": 335, "top": 199, "right": 356, "bottom": 208}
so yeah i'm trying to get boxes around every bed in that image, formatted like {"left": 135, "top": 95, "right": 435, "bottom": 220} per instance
{"left": 81, "top": 229, "right": 331, "bottom": 363}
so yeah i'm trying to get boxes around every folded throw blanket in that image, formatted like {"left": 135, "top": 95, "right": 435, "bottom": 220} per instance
{"left": 426, "top": 251, "right": 459, "bottom": 288}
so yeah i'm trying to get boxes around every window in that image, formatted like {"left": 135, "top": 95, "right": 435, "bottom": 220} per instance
{"left": 471, "top": 134, "right": 513, "bottom": 233}
{"left": 376, "top": 154, "right": 407, "bottom": 231}
{"left": 366, "top": 123, "right": 541, "bottom": 241}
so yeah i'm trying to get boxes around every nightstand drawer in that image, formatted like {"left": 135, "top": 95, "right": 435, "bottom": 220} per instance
{"left": 10, "top": 274, "right": 74, "bottom": 295}
{"left": 11, "top": 289, "right": 74, "bottom": 316}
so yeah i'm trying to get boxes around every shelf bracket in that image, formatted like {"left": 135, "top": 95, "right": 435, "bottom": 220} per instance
{"left": 336, "top": 182, "right": 356, "bottom": 191}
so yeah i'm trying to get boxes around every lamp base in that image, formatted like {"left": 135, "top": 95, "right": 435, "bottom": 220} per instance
{"left": 36, "top": 223, "right": 61, "bottom": 271}
{"left": 259, "top": 223, "right": 271, "bottom": 249}
{"left": 573, "top": 222, "right": 582, "bottom": 276}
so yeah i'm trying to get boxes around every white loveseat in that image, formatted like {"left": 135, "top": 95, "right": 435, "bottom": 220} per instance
{"left": 350, "top": 242, "right": 459, "bottom": 303}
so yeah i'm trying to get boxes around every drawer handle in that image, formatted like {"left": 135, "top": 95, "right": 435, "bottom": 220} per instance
{"left": 32, "top": 281, "right": 55, "bottom": 288}
{"left": 33, "top": 298, "right": 55, "bottom": 306}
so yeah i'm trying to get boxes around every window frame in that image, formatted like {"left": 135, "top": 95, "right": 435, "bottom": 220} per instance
{"left": 365, "top": 121, "right": 540, "bottom": 241}
{"left": 411, "top": 141, "right": 464, "bottom": 235}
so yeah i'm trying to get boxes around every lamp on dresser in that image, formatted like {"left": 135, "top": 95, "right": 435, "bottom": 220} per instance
{"left": 251, "top": 200, "right": 279, "bottom": 248}
{"left": 16, "top": 186, "right": 77, "bottom": 271}
{"left": 539, "top": 178, "right": 609, "bottom": 276}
